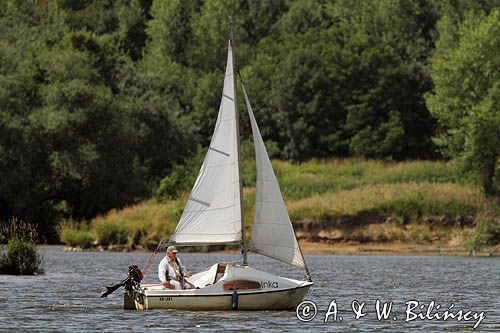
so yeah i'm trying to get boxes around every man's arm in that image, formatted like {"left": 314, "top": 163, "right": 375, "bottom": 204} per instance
{"left": 178, "top": 258, "right": 190, "bottom": 278}
{"left": 158, "top": 258, "right": 168, "bottom": 283}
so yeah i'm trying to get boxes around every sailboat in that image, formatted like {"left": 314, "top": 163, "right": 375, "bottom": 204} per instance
{"left": 124, "top": 26, "right": 313, "bottom": 311}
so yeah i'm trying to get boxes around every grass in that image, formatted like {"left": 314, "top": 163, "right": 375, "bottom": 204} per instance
{"left": 0, "top": 219, "right": 44, "bottom": 275}
{"left": 90, "top": 199, "right": 182, "bottom": 249}
{"left": 287, "top": 182, "right": 483, "bottom": 221}
{"left": 275, "top": 159, "right": 456, "bottom": 200}
{"left": 58, "top": 159, "right": 499, "bottom": 252}
{"left": 59, "top": 221, "right": 94, "bottom": 249}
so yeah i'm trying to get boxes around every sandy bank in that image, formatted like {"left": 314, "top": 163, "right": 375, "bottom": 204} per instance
{"left": 299, "top": 241, "right": 499, "bottom": 256}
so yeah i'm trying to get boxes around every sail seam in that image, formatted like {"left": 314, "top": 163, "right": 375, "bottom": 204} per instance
{"left": 251, "top": 243, "right": 300, "bottom": 250}
{"left": 251, "top": 221, "right": 292, "bottom": 225}
{"left": 216, "top": 117, "right": 235, "bottom": 122}
{"left": 174, "top": 232, "right": 241, "bottom": 235}
{"left": 209, "top": 147, "right": 230, "bottom": 157}
{"left": 183, "top": 204, "right": 240, "bottom": 213}
{"left": 199, "top": 163, "right": 235, "bottom": 169}
{"left": 188, "top": 197, "right": 211, "bottom": 207}
{"left": 222, "top": 94, "right": 234, "bottom": 101}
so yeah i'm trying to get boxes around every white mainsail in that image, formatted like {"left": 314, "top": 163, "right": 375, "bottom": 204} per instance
{"left": 169, "top": 42, "right": 242, "bottom": 245}
{"left": 242, "top": 83, "right": 306, "bottom": 268}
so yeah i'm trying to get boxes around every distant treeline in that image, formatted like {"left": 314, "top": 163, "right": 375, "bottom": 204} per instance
{"left": 0, "top": 0, "right": 498, "bottom": 240}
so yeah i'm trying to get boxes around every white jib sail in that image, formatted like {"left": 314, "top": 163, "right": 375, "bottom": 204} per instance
{"left": 170, "top": 42, "right": 242, "bottom": 245}
{"left": 242, "top": 83, "right": 305, "bottom": 268}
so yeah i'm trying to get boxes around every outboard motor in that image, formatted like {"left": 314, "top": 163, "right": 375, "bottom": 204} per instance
{"left": 101, "top": 265, "right": 143, "bottom": 298}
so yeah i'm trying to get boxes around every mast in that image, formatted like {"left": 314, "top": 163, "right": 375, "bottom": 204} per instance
{"left": 230, "top": 22, "right": 247, "bottom": 265}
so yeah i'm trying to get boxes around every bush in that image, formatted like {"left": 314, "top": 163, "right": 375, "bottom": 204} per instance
{"left": 0, "top": 220, "right": 44, "bottom": 275}
{"left": 467, "top": 213, "right": 500, "bottom": 254}
{"left": 156, "top": 147, "right": 205, "bottom": 201}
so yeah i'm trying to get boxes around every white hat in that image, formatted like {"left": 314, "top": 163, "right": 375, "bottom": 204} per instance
{"left": 167, "top": 245, "right": 178, "bottom": 253}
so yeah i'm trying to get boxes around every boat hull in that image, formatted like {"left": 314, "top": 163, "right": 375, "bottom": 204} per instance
{"left": 127, "top": 263, "right": 313, "bottom": 311}
{"left": 130, "top": 284, "right": 311, "bottom": 311}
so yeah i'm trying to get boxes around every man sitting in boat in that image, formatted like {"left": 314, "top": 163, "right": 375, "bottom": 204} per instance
{"left": 158, "top": 246, "right": 194, "bottom": 290}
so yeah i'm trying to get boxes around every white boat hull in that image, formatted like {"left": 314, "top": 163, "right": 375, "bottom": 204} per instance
{"left": 127, "top": 263, "right": 313, "bottom": 311}
{"left": 132, "top": 284, "right": 311, "bottom": 311}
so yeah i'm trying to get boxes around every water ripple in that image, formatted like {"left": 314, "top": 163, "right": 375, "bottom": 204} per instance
{"left": 0, "top": 249, "right": 498, "bottom": 332}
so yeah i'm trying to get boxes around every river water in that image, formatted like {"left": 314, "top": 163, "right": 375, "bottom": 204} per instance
{"left": 0, "top": 247, "right": 498, "bottom": 332}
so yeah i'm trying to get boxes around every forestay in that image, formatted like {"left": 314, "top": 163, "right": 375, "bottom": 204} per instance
{"left": 242, "top": 83, "right": 305, "bottom": 268}
{"left": 169, "top": 42, "right": 242, "bottom": 245}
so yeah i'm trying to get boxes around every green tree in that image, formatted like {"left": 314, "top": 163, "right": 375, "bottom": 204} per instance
{"left": 0, "top": 2, "right": 67, "bottom": 238}
{"left": 141, "top": 0, "right": 199, "bottom": 118}
{"left": 55, "top": 0, "right": 151, "bottom": 60}
{"left": 115, "top": 0, "right": 151, "bottom": 61}
{"left": 244, "top": 0, "right": 440, "bottom": 161}
{"left": 0, "top": 1, "right": 193, "bottom": 240}
{"left": 145, "top": 0, "right": 200, "bottom": 66}
{"left": 426, "top": 9, "right": 499, "bottom": 195}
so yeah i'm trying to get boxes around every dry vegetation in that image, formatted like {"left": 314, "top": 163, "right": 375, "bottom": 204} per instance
{"left": 60, "top": 160, "right": 499, "bottom": 253}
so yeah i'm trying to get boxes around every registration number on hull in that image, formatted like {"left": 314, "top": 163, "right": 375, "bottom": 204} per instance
{"left": 159, "top": 297, "right": 173, "bottom": 302}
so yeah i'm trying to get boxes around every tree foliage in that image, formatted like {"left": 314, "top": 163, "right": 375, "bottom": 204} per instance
{"left": 427, "top": 8, "right": 499, "bottom": 195}
{"left": 1, "top": 0, "right": 498, "bottom": 239}
{"left": 0, "top": 1, "right": 194, "bottom": 240}
{"left": 242, "top": 0, "right": 441, "bottom": 161}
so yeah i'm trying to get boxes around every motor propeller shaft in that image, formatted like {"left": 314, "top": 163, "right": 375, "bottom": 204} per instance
{"left": 100, "top": 265, "right": 143, "bottom": 298}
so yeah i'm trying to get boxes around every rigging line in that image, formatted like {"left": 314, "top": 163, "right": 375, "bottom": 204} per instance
{"left": 141, "top": 244, "right": 160, "bottom": 276}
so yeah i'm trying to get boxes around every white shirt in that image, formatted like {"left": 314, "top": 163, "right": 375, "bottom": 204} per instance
{"left": 158, "top": 256, "right": 188, "bottom": 283}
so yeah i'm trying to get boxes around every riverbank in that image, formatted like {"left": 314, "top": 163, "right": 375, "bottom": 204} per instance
{"left": 57, "top": 241, "right": 499, "bottom": 256}
{"left": 299, "top": 241, "right": 500, "bottom": 256}
{"left": 58, "top": 159, "right": 499, "bottom": 254}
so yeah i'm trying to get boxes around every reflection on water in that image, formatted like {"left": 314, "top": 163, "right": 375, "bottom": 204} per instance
{"left": 0, "top": 247, "right": 498, "bottom": 332}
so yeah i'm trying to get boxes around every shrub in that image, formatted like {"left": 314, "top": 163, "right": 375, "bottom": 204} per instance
{"left": 156, "top": 148, "right": 205, "bottom": 201}
{"left": 467, "top": 212, "right": 500, "bottom": 254}
{"left": 0, "top": 220, "right": 44, "bottom": 275}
